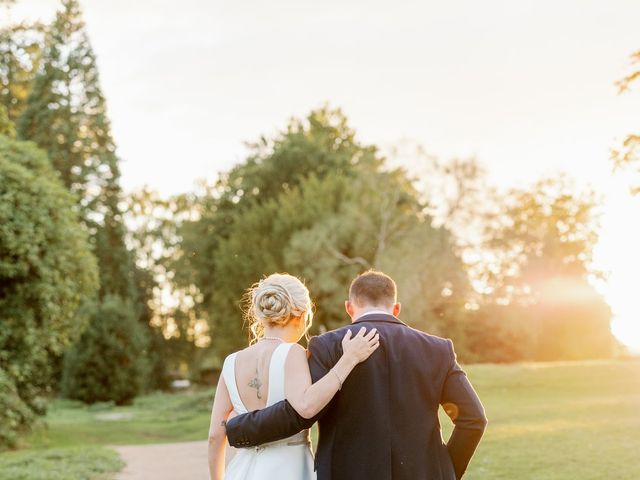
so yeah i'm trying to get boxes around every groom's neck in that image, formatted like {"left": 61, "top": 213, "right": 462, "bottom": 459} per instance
{"left": 352, "top": 306, "right": 392, "bottom": 322}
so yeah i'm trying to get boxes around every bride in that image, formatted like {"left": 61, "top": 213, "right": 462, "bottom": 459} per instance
{"left": 207, "top": 273, "right": 380, "bottom": 480}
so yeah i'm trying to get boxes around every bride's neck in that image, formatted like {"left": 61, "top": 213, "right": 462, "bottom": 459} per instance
{"left": 262, "top": 325, "right": 298, "bottom": 343}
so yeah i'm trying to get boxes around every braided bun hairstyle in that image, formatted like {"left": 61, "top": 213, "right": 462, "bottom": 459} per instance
{"left": 244, "top": 273, "right": 313, "bottom": 343}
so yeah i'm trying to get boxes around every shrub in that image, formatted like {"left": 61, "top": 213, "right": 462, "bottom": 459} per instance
{"left": 0, "top": 369, "right": 35, "bottom": 448}
{"left": 461, "top": 305, "right": 536, "bottom": 363}
{"left": 62, "top": 296, "right": 150, "bottom": 405}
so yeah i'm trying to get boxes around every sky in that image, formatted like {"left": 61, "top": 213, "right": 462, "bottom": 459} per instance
{"left": 4, "top": 0, "right": 640, "bottom": 349}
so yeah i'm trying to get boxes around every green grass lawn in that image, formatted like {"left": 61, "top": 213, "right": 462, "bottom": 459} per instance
{"left": 26, "top": 389, "right": 215, "bottom": 448}
{"left": 0, "top": 389, "right": 215, "bottom": 479}
{"left": 2, "top": 359, "right": 639, "bottom": 479}
{"left": 450, "top": 359, "right": 640, "bottom": 480}
{"left": 0, "top": 447, "right": 123, "bottom": 480}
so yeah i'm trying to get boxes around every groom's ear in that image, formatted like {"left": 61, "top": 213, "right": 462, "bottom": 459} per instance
{"left": 345, "top": 300, "right": 355, "bottom": 319}
{"left": 392, "top": 302, "right": 401, "bottom": 317}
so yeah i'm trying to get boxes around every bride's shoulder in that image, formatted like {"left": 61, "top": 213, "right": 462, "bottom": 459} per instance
{"left": 222, "top": 347, "right": 244, "bottom": 366}
{"left": 230, "top": 344, "right": 256, "bottom": 356}
{"left": 223, "top": 343, "right": 261, "bottom": 365}
{"left": 221, "top": 352, "right": 234, "bottom": 367}
{"left": 285, "top": 342, "right": 308, "bottom": 362}
{"left": 288, "top": 342, "right": 306, "bottom": 353}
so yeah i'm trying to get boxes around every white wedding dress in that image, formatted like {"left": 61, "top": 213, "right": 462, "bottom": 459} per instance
{"left": 222, "top": 342, "right": 316, "bottom": 480}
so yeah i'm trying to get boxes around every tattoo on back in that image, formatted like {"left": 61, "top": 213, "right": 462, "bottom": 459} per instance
{"left": 248, "top": 362, "right": 262, "bottom": 399}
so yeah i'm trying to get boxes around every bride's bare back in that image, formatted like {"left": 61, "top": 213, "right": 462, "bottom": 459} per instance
{"left": 234, "top": 341, "right": 282, "bottom": 411}
{"left": 234, "top": 328, "right": 379, "bottom": 417}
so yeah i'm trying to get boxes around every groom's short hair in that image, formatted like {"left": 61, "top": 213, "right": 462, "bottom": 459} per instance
{"left": 349, "top": 270, "right": 397, "bottom": 308}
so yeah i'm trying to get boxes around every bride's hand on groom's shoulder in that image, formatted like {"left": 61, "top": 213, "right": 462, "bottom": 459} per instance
{"left": 341, "top": 327, "right": 380, "bottom": 364}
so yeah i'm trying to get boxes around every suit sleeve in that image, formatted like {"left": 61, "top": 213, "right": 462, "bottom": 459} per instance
{"left": 306, "top": 334, "right": 336, "bottom": 383}
{"left": 225, "top": 399, "right": 313, "bottom": 448}
{"left": 225, "top": 336, "right": 333, "bottom": 448}
{"left": 441, "top": 339, "right": 488, "bottom": 479}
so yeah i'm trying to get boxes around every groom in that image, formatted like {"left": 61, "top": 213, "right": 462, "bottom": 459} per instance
{"left": 225, "top": 270, "right": 487, "bottom": 480}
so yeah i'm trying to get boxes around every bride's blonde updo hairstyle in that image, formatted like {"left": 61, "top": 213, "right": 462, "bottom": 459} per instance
{"left": 244, "top": 273, "right": 314, "bottom": 344}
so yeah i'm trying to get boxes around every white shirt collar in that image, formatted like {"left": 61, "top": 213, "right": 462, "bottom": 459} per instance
{"left": 355, "top": 309, "right": 392, "bottom": 321}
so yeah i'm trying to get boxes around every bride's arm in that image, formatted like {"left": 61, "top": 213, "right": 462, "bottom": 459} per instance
{"left": 285, "top": 327, "right": 379, "bottom": 419}
{"left": 208, "top": 375, "right": 233, "bottom": 480}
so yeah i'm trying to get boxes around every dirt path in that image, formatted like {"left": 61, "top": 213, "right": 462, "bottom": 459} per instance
{"left": 114, "top": 441, "right": 209, "bottom": 480}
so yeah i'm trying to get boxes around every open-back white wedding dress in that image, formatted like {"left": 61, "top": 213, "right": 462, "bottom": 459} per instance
{"left": 222, "top": 342, "right": 316, "bottom": 480}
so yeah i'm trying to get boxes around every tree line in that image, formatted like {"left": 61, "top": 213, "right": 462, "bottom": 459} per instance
{"left": 1, "top": 0, "right": 154, "bottom": 447}
{"left": 0, "top": 0, "right": 630, "bottom": 449}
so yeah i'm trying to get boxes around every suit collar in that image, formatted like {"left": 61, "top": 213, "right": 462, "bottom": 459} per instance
{"left": 353, "top": 312, "right": 406, "bottom": 326}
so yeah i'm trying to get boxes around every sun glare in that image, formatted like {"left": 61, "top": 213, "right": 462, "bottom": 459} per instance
{"left": 592, "top": 181, "right": 640, "bottom": 352}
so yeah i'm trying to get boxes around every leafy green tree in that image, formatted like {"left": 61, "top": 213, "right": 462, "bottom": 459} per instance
{"left": 281, "top": 171, "right": 471, "bottom": 337}
{"left": 175, "top": 108, "right": 380, "bottom": 352}
{"left": 175, "top": 107, "right": 382, "bottom": 309}
{"left": 177, "top": 108, "right": 470, "bottom": 358}
{"left": 0, "top": 132, "right": 98, "bottom": 445}
{"left": 62, "top": 296, "right": 150, "bottom": 405}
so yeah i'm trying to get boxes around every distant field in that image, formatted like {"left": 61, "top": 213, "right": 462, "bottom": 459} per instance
{"left": 1, "top": 359, "right": 639, "bottom": 479}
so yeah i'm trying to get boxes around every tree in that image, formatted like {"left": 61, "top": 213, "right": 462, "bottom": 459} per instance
{"left": 462, "top": 304, "right": 535, "bottom": 363}
{"left": 11, "top": 0, "right": 150, "bottom": 399}
{"left": 176, "top": 108, "right": 471, "bottom": 358}
{"left": 18, "top": 0, "right": 117, "bottom": 208}
{"left": 0, "top": 20, "right": 43, "bottom": 122}
{"left": 481, "top": 176, "right": 615, "bottom": 360}
{"left": 387, "top": 142, "right": 501, "bottom": 313}
{"left": 613, "top": 50, "right": 640, "bottom": 194}
{"left": 0, "top": 368, "right": 34, "bottom": 448}
{"left": 16, "top": 0, "right": 137, "bottom": 301}
{"left": 124, "top": 187, "right": 207, "bottom": 385}
{"left": 175, "top": 108, "right": 382, "bottom": 352}
{"left": 0, "top": 103, "right": 14, "bottom": 137}
{"left": 175, "top": 107, "right": 383, "bottom": 315}
{"left": 281, "top": 171, "right": 471, "bottom": 338}
{"left": 62, "top": 296, "right": 150, "bottom": 405}
{"left": 0, "top": 131, "right": 98, "bottom": 446}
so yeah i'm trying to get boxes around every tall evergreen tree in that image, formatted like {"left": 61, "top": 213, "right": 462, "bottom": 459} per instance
{"left": 16, "top": 0, "right": 135, "bottom": 301}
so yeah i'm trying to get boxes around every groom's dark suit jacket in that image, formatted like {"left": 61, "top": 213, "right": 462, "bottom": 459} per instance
{"left": 225, "top": 313, "right": 487, "bottom": 480}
